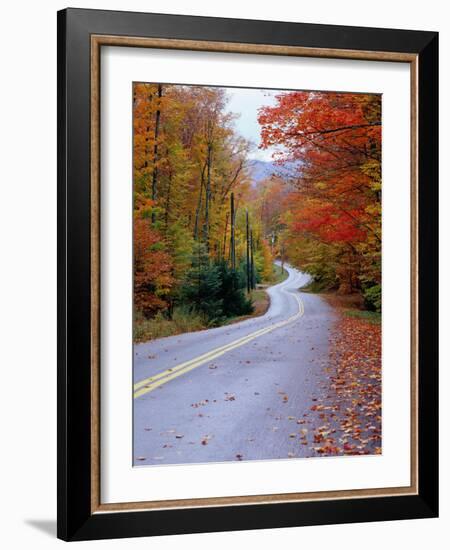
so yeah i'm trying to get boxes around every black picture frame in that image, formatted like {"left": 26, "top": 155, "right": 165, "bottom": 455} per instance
{"left": 57, "top": 7, "right": 438, "bottom": 541}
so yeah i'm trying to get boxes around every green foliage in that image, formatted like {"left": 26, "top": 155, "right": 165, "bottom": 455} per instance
{"left": 180, "top": 243, "right": 224, "bottom": 325}
{"left": 179, "top": 246, "right": 253, "bottom": 325}
{"left": 217, "top": 261, "right": 253, "bottom": 318}
{"left": 302, "top": 277, "right": 333, "bottom": 294}
{"left": 165, "top": 221, "right": 195, "bottom": 299}
{"left": 344, "top": 309, "right": 381, "bottom": 324}
{"left": 287, "top": 238, "right": 339, "bottom": 290}
{"left": 273, "top": 264, "right": 289, "bottom": 284}
{"left": 363, "top": 284, "right": 382, "bottom": 312}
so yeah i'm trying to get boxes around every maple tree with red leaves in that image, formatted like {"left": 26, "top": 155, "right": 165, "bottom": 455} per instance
{"left": 134, "top": 213, "right": 174, "bottom": 318}
{"left": 132, "top": 83, "right": 382, "bottom": 333}
{"left": 259, "top": 91, "right": 381, "bottom": 304}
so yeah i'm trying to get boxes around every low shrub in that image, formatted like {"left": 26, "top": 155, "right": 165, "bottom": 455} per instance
{"left": 363, "top": 284, "right": 381, "bottom": 313}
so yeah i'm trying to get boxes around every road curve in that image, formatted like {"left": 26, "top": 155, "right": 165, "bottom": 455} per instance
{"left": 133, "top": 264, "right": 336, "bottom": 465}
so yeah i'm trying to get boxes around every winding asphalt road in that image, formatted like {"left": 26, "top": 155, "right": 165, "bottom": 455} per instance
{"left": 133, "top": 264, "right": 336, "bottom": 465}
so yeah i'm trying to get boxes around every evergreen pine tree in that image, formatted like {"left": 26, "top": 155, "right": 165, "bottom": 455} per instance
{"left": 217, "top": 260, "right": 253, "bottom": 318}
{"left": 180, "top": 242, "right": 223, "bottom": 325}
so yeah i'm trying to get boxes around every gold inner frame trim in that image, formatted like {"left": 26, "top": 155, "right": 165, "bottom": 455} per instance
{"left": 90, "top": 34, "right": 419, "bottom": 514}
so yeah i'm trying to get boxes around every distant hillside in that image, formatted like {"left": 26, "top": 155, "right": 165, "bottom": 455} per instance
{"left": 247, "top": 159, "right": 299, "bottom": 186}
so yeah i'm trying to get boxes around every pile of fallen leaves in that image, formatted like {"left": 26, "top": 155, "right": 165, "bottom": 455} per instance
{"left": 308, "top": 313, "right": 382, "bottom": 457}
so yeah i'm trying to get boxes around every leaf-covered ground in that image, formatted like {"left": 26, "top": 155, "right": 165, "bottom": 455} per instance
{"left": 303, "top": 312, "right": 382, "bottom": 457}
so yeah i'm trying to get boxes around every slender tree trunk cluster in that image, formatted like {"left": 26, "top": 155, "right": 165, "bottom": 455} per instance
{"left": 133, "top": 82, "right": 277, "bottom": 325}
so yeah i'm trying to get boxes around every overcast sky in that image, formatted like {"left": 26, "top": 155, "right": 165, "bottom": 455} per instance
{"left": 224, "top": 87, "right": 281, "bottom": 162}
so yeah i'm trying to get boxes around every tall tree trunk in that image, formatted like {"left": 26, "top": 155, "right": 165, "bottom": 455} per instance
{"left": 203, "top": 144, "right": 212, "bottom": 251}
{"left": 151, "top": 84, "right": 162, "bottom": 224}
{"left": 222, "top": 212, "right": 229, "bottom": 261}
{"left": 246, "top": 211, "right": 251, "bottom": 293}
{"left": 230, "top": 193, "right": 236, "bottom": 271}
{"left": 250, "top": 229, "right": 255, "bottom": 289}
{"left": 194, "top": 161, "right": 207, "bottom": 240}
{"left": 164, "top": 170, "right": 172, "bottom": 232}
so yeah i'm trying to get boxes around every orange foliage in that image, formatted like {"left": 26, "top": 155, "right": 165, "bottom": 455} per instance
{"left": 258, "top": 91, "right": 382, "bottom": 291}
{"left": 134, "top": 216, "right": 173, "bottom": 317}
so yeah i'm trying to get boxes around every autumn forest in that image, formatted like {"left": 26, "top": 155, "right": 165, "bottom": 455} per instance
{"left": 133, "top": 83, "right": 381, "bottom": 341}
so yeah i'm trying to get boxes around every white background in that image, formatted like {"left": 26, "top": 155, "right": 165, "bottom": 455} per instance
{"left": 0, "top": 0, "right": 447, "bottom": 548}
{"left": 102, "top": 47, "right": 411, "bottom": 503}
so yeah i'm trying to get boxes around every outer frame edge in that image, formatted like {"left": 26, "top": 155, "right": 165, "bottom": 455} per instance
{"left": 57, "top": 8, "right": 439, "bottom": 541}
{"left": 56, "top": 7, "right": 68, "bottom": 542}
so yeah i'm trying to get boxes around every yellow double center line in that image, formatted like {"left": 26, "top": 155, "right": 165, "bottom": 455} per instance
{"left": 133, "top": 288, "right": 304, "bottom": 399}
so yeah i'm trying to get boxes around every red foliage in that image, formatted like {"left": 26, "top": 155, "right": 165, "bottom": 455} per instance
{"left": 134, "top": 216, "right": 173, "bottom": 317}
{"left": 258, "top": 91, "right": 381, "bottom": 248}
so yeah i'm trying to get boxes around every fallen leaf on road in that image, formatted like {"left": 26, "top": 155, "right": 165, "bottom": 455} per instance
{"left": 307, "top": 313, "right": 381, "bottom": 458}
{"left": 191, "top": 400, "right": 209, "bottom": 408}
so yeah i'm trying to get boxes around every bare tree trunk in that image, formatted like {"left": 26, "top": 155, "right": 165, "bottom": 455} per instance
{"left": 203, "top": 144, "right": 212, "bottom": 251}
{"left": 250, "top": 229, "right": 255, "bottom": 289}
{"left": 222, "top": 212, "right": 229, "bottom": 261}
{"left": 193, "top": 162, "right": 207, "bottom": 240}
{"left": 151, "top": 84, "right": 163, "bottom": 224}
{"left": 164, "top": 170, "right": 172, "bottom": 232}
{"left": 230, "top": 193, "right": 236, "bottom": 271}
{"left": 246, "top": 210, "right": 251, "bottom": 293}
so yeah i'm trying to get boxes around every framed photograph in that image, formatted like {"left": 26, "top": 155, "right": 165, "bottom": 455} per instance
{"left": 57, "top": 8, "right": 438, "bottom": 541}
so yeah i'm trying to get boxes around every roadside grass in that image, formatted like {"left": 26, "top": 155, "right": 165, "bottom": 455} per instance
{"left": 134, "top": 308, "right": 207, "bottom": 343}
{"left": 343, "top": 309, "right": 381, "bottom": 324}
{"left": 134, "top": 288, "right": 271, "bottom": 343}
{"left": 304, "top": 282, "right": 381, "bottom": 325}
